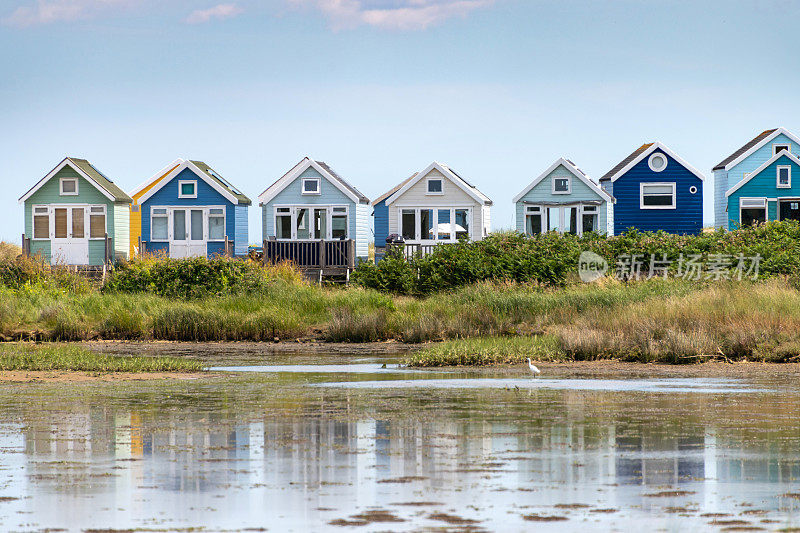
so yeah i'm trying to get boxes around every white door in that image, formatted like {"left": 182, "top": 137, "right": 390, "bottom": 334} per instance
{"left": 169, "top": 208, "right": 207, "bottom": 258}
{"left": 51, "top": 207, "right": 89, "bottom": 265}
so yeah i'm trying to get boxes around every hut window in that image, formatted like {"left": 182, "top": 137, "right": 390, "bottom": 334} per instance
{"left": 774, "top": 144, "right": 790, "bottom": 155}
{"left": 208, "top": 208, "right": 225, "bottom": 240}
{"left": 420, "top": 209, "right": 433, "bottom": 240}
{"left": 60, "top": 178, "right": 78, "bottom": 196}
{"left": 648, "top": 153, "right": 668, "bottom": 172}
{"left": 582, "top": 205, "right": 598, "bottom": 234}
{"left": 332, "top": 207, "right": 348, "bottom": 239}
{"left": 151, "top": 208, "right": 168, "bottom": 240}
{"left": 302, "top": 178, "right": 320, "bottom": 195}
{"left": 89, "top": 206, "right": 106, "bottom": 238}
{"left": 437, "top": 209, "right": 451, "bottom": 240}
{"left": 54, "top": 208, "right": 68, "bottom": 238}
{"left": 455, "top": 209, "right": 469, "bottom": 240}
{"left": 777, "top": 166, "right": 791, "bottom": 188}
{"left": 640, "top": 182, "right": 676, "bottom": 209}
{"left": 178, "top": 180, "right": 197, "bottom": 199}
{"left": 401, "top": 210, "right": 416, "bottom": 240}
{"left": 525, "top": 206, "right": 542, "bottom": 235}
{"left": 296, "top": 208, "right": 311, "bottom": 239}
{"left": 427, "top": 178, "right": 443, "bottom": 194}
{"left": 740, "top": 198, "right": 767, "bottom": 226}
{"left": 276, "top": 207, "right": 292, "bottom": 239}
{"left": 71, "top": 207, "right": 85, "bottom": 238}
{"left": 33, "top": 206, "right": 49, "bottom": 239}
{"left": 552, "top": 177, "right": 571, "bottom": 194}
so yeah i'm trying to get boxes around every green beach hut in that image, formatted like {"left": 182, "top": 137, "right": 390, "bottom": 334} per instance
{"left": 19, "top": 157, "right": 132, "bottom": 265}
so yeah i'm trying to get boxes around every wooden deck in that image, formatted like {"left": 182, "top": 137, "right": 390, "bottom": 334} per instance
{"left": 262, "top": 239, "right": 356, "bottom": 282}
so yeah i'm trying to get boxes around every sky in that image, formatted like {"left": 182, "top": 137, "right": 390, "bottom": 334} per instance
{"left": 2, "top": 0, "right": 800, "bottom": 243}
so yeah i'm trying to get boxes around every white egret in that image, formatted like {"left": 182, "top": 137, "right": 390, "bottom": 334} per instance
{"left": 527, "top": 358, "right": 541, "bottom": 376}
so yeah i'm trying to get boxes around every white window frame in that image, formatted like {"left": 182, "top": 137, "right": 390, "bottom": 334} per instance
{"left": 528, "top": 203, "right": 597, "bottom": 237}
{"left": 648, "top": 152, "right": 668, "bottom": 173}
{"left": 32, "top": 205, "right": 51, "bottom": 240}
{"left": 777, "top": 165, "right": 791, "bottom": 188}
{"left": 272, "top": 204, "right": 349, "bottom": 240}
{"left": 395, "top": 206, "right": 472, "bottom": 244}
{"left": 640, "top": 182, "right": 676, "bottom": 210}
{"left": 773, "top": 143, "right": 791, "bottom": 155}
{"left": 59, "top": 177, "right": 79, "bottom": 196}
{"left": 778, "top": 198, "right": 800, "bottom": 221}
{"left": 524, "top": 205, "right": 543, "bottom": 235}
{"left": 301, "top": 178, "right": 321, "bottom": 195}
{"left": 178, "top": 180, "right": 197, "bottom": 199}
{"left": 739, "top": 197, "right": 768, "bottom": 226}
{"left": 207, "top": 207, "right": 227, "bottom": 242}
{"left": 150, "top": 208, "right": 170, "bottom": 242}
{"left": 426, "top": 178, "right": 444, "bottom": 195}
{"left": 552, "top": 176, "right": 571, "bottom": 195}
{"left": 42, "top": 204, "right": 106, "bottom": 241}
{"left": 149, "top": 205, "right": 225, "bottom": 242}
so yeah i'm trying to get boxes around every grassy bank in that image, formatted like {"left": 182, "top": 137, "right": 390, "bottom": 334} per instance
{"left": 0, "top": 344, "right": 203, "bottom": 372}
{"left": 407, "top": 280, "right": 800, "bottom": 366}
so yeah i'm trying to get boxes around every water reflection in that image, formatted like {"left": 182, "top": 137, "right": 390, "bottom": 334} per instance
{"left": 1, "top": 372, "right": 800, "bottom": 531}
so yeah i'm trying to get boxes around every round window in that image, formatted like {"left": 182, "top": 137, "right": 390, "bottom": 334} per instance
{"left": 689, "top": 186, "right": 698, "bottom": 194}
{"left": 648, "top": 153, "right": 667, "bottom": 172}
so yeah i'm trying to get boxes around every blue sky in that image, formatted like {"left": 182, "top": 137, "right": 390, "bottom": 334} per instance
{"left": 2, "top": 0, "right": 799, "bottom": 243}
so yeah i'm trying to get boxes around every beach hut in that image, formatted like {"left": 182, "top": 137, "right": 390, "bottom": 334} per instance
{"left": 713, "top": 128, "right": 800, "bottom": 228}
{"left": 134, "top": 159, "right": 251, "bottom": 258}
{"left": 19, "top": 157, "right": 131, "bottom": 265}
{"left": 372, "top": 162, "right": 492, "bottom": 256}
{"left": 258, "top": 157, "right": 371, "bottom": 269}
{"left": 599, "top": 142, "right": 704, "bottom": 235}
{"left": 512, "top": 158, "right": 613, "bottom": 236}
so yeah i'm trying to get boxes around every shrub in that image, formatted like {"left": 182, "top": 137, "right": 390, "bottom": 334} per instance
{"left": 103, "top": 256, "right": 306, "bottom": 298}
{"left": 354, "top": 222, "right": 800, "bottom": 295}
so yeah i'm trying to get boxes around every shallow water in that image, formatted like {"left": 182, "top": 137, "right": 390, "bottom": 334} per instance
{"left": 2, "top": 351, "right": 800, "bottom": 532}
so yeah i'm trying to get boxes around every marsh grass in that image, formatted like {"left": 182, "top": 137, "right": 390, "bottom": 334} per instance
{"left": 406, "top": 336, "right": 563, "bottom": 366}
{"left": 0, "top": 343, "right": 203, "bottom": 372}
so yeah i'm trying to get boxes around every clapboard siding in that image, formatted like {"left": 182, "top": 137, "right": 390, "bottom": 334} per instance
{"left": 727, "top": 154, "right": 800, "bottom": 226}
{"left": 113, "top": 203, "right": 129, "bottom": 260}
{"left": 722, "top": 133, "right": 800, "bottom": 230}
{"left": 713, "top": 169, "right": 729, "bottom": 228}
{"left": 514, "top": 163, "right": 609, "bottom": 235}
{"left": 262, "top": 163, "right": 369, "bottom": 258}
{"left": 373, "top": 199, "right": 389, "bottom": 246}
{"left": 142, "top": 167, "right": 244, "bottom": 257}
{"left": 611, "top": 149, "right": 703, "bottom": 235}
{"left": 387, "top": 168, "right": 487, "bottom": 239}
{"left": 23, "top": 165, "right": 120, "bottom": 265}
{"left": 234, "top": 205, "right": 249, "bottom": 256}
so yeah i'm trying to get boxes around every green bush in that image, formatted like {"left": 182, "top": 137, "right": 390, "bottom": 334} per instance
{"left": 102, "top": 256, "right": 305, "bottom": 298}
{"left": 354, "top": 222, "right": 800, "bottom": 295}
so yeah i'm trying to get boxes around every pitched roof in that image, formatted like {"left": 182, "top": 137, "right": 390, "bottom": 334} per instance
{"left": 258, "top": 157, "right": 369, "bottom": 205}
{"left": 725, "top": 149, "right": 800, "bottom": 197}
{"left": 511, "top": 158, "right": 613, "bottom": 204}
{"left": 19, "top": 156, "right": 131, "bottom": 204}
{"left": 599, "top": 143, "right": 653, "bottom": 182}
{"left": 372, "top": 173, "right": 418, "bottom": 206}
{"left": 68, "top": 158, "right": 132, "bottom": 202}
{"left": 384, "top": 162, "right": 493, "bottom": 206}
{"left": 712, "top": 129, "right": 778, "bottom": 171}
{"left": 315, "top": 161, "right": 369, "bottom": 203}
{"left": 190, "top": 160, "right": 251, "bottom": 205}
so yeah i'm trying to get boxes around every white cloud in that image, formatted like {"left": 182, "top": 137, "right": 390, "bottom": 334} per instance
{"left": 289, "top": 0, "right": 494, "bottom": 31}
{"left": 2, "top": 0, "right": 131, "bottom": 27}
{"left": 185, "top": 3, "right": 243, "bottom": 24}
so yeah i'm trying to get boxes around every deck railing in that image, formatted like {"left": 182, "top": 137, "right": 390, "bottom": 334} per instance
{"left": 383, "top": 243, "right": 439, "bottom": 260}
{"left": 263, "top": 239, "right": 355, "bottom": 269}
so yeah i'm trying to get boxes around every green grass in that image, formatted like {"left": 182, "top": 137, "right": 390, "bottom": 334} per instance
{"left": 0, "top": 344, "right": 204, "bottom": 372}
{"left": 405, "top": 335, "right": 564, "bottom": 367}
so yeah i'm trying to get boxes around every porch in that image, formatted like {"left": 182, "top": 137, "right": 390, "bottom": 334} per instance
{"left": 262, "top": 239, "right": 356, "bottom": 282}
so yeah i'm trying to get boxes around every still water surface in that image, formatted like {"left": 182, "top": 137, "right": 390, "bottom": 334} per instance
{"left": 2, "top": 350, "right": 800, "bottom": 532}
